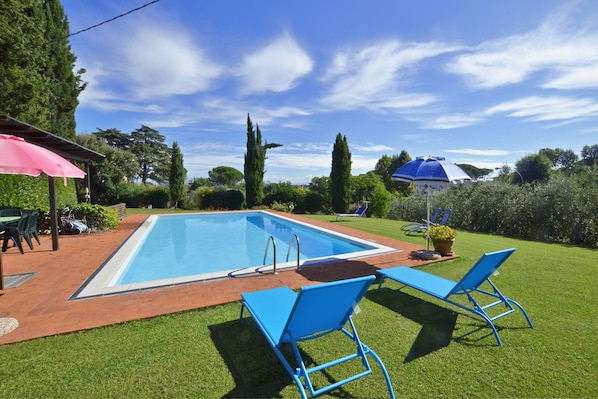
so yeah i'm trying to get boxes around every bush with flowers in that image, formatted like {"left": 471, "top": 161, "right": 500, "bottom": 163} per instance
{"left": 429, "top": 224, "right": 456, "bottom": 242}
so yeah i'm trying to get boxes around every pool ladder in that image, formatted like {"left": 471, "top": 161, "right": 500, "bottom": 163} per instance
{"left": 263, "top": 234, "right": 301, "bottom": 274}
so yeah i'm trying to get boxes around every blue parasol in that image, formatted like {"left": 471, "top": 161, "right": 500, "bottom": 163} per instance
{"left": 392, "top": 156, "right": 471, "bottom": 251}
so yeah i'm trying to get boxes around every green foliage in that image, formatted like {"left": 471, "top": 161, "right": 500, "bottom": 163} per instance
{"left": 143, "top": 186, "right": 170, "bottom": 208}
{"left": 330, "top": 133, "right": 352, "bottom": 212}
{"left": 263, "top": 182, "right": 294, "bottom": 206}
{"left": 269, "top": 201, "right": 295, "bottom": 213}
{"left": 243, "top": 115, "right": 281, "bottom": 208}
{"left": 74, "top": 134, "right": 138, "bottom": 204}
{"left": 130, "top": 125, "right": 170, "bottom": 184}
{"left": 515, "top": 153, "right": 552, "bottom": 184}
{"left": 42, "top": 0, "right": 84, "bottom": 140}
{"left": 109, "top": 183, "right": 169, "bottom": 208}
{"left": 0, "top": 0, "right": 81, "bottom": 138}
{"left": 0, "top": 174, "right": 77, "bottom": 212}
{"left": 428, "top": 224, "right": 457, "bottom": 241}
{"left": 457, "top": 163, "right": 492, "bottom": 180}
{"left": 208, "top": 166, "right": 243, "bottom": 186}
{"left": 169, "top": 142, "right": 186, "bottom": 207}
{"left": 308, "top": 176, "right": 331, "bottom": 212}
{"left": 189, "top": 187, "right": 244, "bottom": 210}
{"left": 389, "top": 169, "right": 598, "bottom": 247}
{"left": 0, "top": 0, "right": 50, "bottom": 128}
{"left": 70, "top": 203, "right": 118, "bottom": 230}
{"left": 581, "top": 144, "right": 598, "bottom": 166}
{"left": 244, "top": 115, "right": 264, "bottom": 208}
{"left": 370, "top": 184, "right": 392, "bottom": 217}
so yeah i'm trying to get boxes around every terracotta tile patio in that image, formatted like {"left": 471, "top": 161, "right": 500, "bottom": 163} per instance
{"left": 0, "top": 212, "right": 452, "bottom": 345}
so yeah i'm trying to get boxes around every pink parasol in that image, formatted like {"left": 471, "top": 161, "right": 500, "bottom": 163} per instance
{"left": 0, "top": 133, "right": 86, "bottom": 289}
{"left": 0, "top": 134, "right": 85, "bottom": 185}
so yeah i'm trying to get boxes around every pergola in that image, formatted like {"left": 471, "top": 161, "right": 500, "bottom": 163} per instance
{"left": 0, "top": 115, "right": 105, "bottom": 251}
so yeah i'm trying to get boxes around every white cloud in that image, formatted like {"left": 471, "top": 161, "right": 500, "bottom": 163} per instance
{"left": 237, "top": 33, "right": 314, "bottom": 94}
{"left": 122, "top": 25, "right": 222, "bottom": 98}
{"left": 446, "top": 149, "right": 510, "bottom": 156}
{"left": 320, "top": 40, "right": 458, "bottom": 111}
{"left": 417, "top": 114, "right": 483, "bottom": 129}
{"left": 448, "top": 9, "right": 598, "bottom": 90}
{"left": 485, "top": 96, "right": 598, "bottom": 122}
{"left": 352, "top": 143, "right": 394, "bottom": 152}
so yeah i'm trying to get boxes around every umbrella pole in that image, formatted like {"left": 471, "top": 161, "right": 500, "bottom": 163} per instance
{"left": 48, "top": 177, "right": 59, "bottom": 251}
{"left": 426, "top": 186, "right": 431, "bottom": 250}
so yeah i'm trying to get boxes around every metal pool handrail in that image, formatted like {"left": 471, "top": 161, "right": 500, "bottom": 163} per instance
{"left": 263, "top": 235, "right": 277, "bottom": 274}
{"left": 286, "top": 234, "right": 301, "bottom": 269}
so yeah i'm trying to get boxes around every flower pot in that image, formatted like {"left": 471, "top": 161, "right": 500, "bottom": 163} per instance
{"left": 433, "top": 239, "right": 455, "bottom": 256}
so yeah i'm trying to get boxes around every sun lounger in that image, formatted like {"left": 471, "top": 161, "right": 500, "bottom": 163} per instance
{"left": 240, "top": 275, "right": 395, "bottom": 398}
{"left": 335, "top": 206, "right": 367, "bottom": 221}
{"left": 400, "top": 207, "right": 441, "bottom": 231}
{"left": 377, "top": 248, "right": 533, "bottom": 346}
{"left": 406, "top": 208, "right": 451, "bottom": 235}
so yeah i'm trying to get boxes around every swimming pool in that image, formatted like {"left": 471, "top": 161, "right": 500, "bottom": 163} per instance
{"left": 73, "top": 211, "right": 397, "bottom": 298}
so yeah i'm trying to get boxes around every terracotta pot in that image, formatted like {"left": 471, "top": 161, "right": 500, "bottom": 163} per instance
{"left": 433, "top": 239, "right": 455, "bottom": 256}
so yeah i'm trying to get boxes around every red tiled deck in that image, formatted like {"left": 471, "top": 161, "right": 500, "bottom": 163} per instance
{"left": 0, "top": 212, "right": 452, "bottom": 345}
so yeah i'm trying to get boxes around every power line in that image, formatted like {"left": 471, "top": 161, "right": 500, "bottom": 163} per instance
{"left": 69, "top": 0, "right": 161, "bottom": 37}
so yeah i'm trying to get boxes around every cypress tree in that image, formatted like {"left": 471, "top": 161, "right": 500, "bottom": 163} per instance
{"left": 330, "top": 133, "right": 352, "bottom": 212}
{"left": 244, "top": 114, "right": 281, "bottom": 208}
{"left": 169, "top": 142, "right": 186, "bottom": 208}
{"left": 0, "top": 0, "right": 52, "bottom": 127}
{"left": 43, "top": 0, "right": 86, "bottom": 139}
{"left": 244, "top": 115, "right": 262, "bottom": 208}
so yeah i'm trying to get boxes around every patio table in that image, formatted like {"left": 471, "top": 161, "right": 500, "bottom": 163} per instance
{"left": 0, "top": 216, "right": 21, "bottom": 226}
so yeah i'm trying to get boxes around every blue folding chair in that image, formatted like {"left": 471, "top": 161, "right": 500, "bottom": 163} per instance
{"left": 335, "top": 205, "right": 368, "bottom": 221}
{"left": 401, "top": 207, "right": 441, "bottom": 231}
{"left": 406, "top": 208, "right": 451, "bottom": 235}
{"left": 240, "top": 275, "right": 395, "bottom": 399}
{"left": 377, "top": 248, "right": 533, "bottom": 346}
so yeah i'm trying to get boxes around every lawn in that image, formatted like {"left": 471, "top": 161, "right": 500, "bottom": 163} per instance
{"left": 0, "top": 214, "right": 596, "bottom": 398}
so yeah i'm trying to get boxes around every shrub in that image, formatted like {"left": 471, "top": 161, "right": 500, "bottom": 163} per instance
{"left": 71, "top": 203, "right": 119, "bottom": 230}
{"left": 429, "top": 225, "right": 456, "bottom": 241}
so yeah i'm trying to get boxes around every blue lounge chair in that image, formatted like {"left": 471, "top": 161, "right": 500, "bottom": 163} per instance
{"left": 377, "top": 248, "right": 533, "bottom": 346}
{"left": 335, "top": 206, "right": 367, "bottom": 221}
{"left": 406, "top": 208, "right": 451, "bottom": 235}
{"left": 400, "top": 207, "right": 441, "bottom": 231}
{"left": 240, "top": 275, "right": 395, "bottom": 399}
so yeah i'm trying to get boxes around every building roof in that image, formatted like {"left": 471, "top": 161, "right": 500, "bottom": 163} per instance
{"left": 0, "top": 115, "right": 105, "bottom": 162}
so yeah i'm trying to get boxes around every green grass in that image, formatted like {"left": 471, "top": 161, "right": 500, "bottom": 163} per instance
{"left": 0, "top": 215, "right": 596, "bottom": 398}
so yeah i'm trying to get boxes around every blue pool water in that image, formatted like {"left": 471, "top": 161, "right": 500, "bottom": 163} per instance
{"left": 73, "top": 211, "right": 397, "bottom": 298}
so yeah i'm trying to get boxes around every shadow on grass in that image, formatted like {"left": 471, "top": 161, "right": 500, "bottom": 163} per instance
{"left": 297, "top": 259, "right": 382, "bottom": 283}
{"left": 368, "top": 287, "right": 506, "bottom": 358}
{"left": 367, "top": 287, "right": 459, "bottom": 362}
{"left": 209, "top": 319, "right": 292, "bottom": 398}
{"left": 209, "top": 318, "right": 358, "bottom": 399}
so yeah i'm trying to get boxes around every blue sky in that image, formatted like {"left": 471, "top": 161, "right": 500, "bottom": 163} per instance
{"left": 62, "top": 0, "right": 598, "bottom": 184}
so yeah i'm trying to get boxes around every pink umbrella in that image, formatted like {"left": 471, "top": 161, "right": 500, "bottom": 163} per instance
{"left": 0, "top": 134, "right": 85, "bottom": 185}
{"left": 0, "top": 134, "right": 86, "bottom": 289}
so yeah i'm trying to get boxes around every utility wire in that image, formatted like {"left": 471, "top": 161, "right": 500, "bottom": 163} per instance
{"left": 69, "top": 0, "right": 161, "bottom": 37}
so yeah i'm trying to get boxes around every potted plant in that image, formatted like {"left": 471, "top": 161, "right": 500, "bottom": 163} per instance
{"left": 428, "top": 225, "right": 457, "bottom": 256}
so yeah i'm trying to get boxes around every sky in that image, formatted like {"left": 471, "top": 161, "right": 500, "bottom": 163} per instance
{"left": 61, "top": 0, "right": 598, "bottom": 184}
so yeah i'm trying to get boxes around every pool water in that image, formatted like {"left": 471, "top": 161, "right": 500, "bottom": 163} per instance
{"left": 73, "top": 211, "right": 397, "bottom": 298}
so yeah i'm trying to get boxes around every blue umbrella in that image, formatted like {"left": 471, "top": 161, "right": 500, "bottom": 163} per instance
{"left": 392, "top": 156, "right": 471, "bottom": 250}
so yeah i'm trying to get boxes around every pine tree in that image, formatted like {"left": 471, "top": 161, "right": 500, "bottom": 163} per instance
{"left": 330, "top": 133, "right": 352, "bottom": 212}
{"left": 169, "top": 142, "right": 186, "bottom": 208}
{"left": 130, "top": 125, "right": 170, "bottom": 184}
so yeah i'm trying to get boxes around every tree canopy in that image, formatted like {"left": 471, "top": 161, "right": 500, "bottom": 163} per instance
{"left": 209, "top": 166, "right": 243, "bottom": 186}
